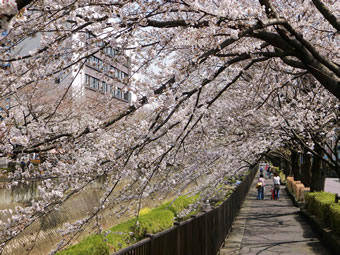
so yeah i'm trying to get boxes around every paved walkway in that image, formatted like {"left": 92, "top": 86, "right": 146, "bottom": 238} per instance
{"left": 220, "top": 174, "right": 331, "bottom": 255}
{"left": 325, "top": 178, "right": 340, "bottom": 194}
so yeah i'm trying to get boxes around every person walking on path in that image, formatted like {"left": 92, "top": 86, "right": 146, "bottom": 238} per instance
{"left": 221, "top": 173, "right": 331, "bottom": 255}
{"left": 273, "top": 172, "right": 281, "bottom": 200}
{"left": 20, "top": 160, "right": 26, "bottom": 171}
{"left": 267, "top": 165, "right": 272, "bottom": 179}
{"left": 256, "top": 174, "right": 265, "bottom": 200}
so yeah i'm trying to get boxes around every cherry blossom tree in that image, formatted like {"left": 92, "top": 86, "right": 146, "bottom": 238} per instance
{"left": 0, "top": 0, "right": 339, "bottom": 254}
{"left": 252, "top": 74, "right": 339, "bottom": 191}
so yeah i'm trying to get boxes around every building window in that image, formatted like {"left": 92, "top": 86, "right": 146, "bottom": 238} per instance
{"left": 86, "top": 31, "right": 96, "bottom": 39}
{"left": 104, "top": 46, "right": 116, "bottom": 57}
{"left": 102, "top": 81, "right": 108, "bottom": 93}
{"left": 93, "top": 77, "right": 100, "bottom": 90}
{"left": 123, "top": 91, "right": 129, "bottom": 101}
{"left": 84, "top": 74, "right": 129, "bottom": 101}
{"left": 122, "top": 72, "right": 128, "bottom": 79}
{"left": 109, "top": 85, "right": 113, "bottom": 96}
{"left": 103, "top": 64, "right": 109, "bottom": 72}
{"left": 85, "top": 74, "right": 100, "bottom": 90}
{"left": 116, "top": 88, "right": 122, "bottom": 98}
{"left": 115, "top": 68, "right": 120, "bottom": 79}
{"left": 88, "top": 56, "right": 103, "bottom": 70}
{"left": 96, "top": 40, "right": 104, "bottom": 48}
{"left": 85, "top": 74, "right": 90, "bottom": 86}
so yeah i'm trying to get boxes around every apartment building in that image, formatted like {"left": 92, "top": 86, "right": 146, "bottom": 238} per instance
{"left": 56, "top": 31, "right": 132, "bottom": 107}
{"left": 0, "top": 30, "right": 133, "bottom": 163}
{"left": 0, "top": 28, "right": 132, "bottom": 116}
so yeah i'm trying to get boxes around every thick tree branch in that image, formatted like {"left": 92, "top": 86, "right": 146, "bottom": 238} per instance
{"left": 145, "top": 19, "right": 209, "bottom": 28}
{"left": 16, "top": 0, "right": 34, "bottom": 10}
{"left": 253, "top": 30, "right": 340, "bottom": 100}
{"left": 312, "top": 0, "right": 340, "bottom": 32}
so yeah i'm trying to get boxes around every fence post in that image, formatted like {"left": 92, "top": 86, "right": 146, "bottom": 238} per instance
{"left": 145, "top": 233, "right": 154, "bottom": 255}
{"left": 190, "top": 215, "right": 198, "bottom": 255}
{"left": 202, "top": 211, "right": 208, "bottom": 255}
{"left": 174, "top": 221, "right": 181, "bottom": 255}
{"left": 336, "top": 193, "right": 339, "bottom": 203}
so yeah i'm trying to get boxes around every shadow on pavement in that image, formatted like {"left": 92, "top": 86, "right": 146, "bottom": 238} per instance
{"left": 223, "top": 173, "right": 332, "bottom": 255}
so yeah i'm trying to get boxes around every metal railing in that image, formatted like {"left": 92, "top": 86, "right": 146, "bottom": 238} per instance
{"left": 113, "top": 167, "right": 257, "bottom": 255}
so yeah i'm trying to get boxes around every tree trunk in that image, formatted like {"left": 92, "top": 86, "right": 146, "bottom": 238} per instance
{"left": 280, "top": 157, "right": 289, "bottom": 176}
{"left": 310, "top": 144, "right": 326, "bottom": 192}
{"left": 301, "top": 151, "right": 312, "bottom": 187}
{"left": 291, "top": 150, "right": 301, "bottom": 180}
{"left": 285, "top": 157, "right": 292, "bottom": 177}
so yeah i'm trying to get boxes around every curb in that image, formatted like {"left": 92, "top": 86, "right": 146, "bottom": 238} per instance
{"left": 299, "top": 208, "right": 340, "bottom": 255}
{"left": 284, "top": 186, "right": 304, "bottom": 208}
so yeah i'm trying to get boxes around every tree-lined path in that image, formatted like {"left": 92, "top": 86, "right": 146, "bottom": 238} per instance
{"left": 221, "top": 173, "right": 331, "bottom": 255}
{"left": 0, "top": 1, "right": 339, "bottom": 253}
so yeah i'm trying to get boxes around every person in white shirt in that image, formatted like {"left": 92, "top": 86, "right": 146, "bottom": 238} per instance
{"left": 273, "top": 172, "right": 281, "bottom": 200}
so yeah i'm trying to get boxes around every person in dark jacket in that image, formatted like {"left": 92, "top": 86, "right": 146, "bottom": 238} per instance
{"left": 20, "top": 160, "right": 26, "bottom": 171}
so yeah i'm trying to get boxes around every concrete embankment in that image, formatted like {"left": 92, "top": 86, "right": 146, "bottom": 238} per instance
{"left": 0, "top": 177, "right": 130, "bottom": 255}
{"left": 0, "top": 176, "right": 175, "bottom": 255}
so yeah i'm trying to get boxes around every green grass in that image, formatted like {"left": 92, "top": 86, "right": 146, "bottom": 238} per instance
{"left": 58, "top": 235, "right": 109, "bottom": 255}
{"left": 58, "top": 177, "right": 242, "bottom": 255}
{"left": 103, "top": 218, "right": 137, "bottom": 252}
{"left": 133, "top": 209, "right": 174, "bottom": 239}
{"left": 156, "top": 193, "right": 199, "bottom": 215}
{"left": 57, "top": 194, "right": 199, "bottom": 254}
{"left": 138, "top": 207, "right": 151, "bottom": 216}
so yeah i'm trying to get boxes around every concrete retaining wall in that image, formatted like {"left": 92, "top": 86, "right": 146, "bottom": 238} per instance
{"left": 1, "top": 177, "right": 168, "bottom": 255}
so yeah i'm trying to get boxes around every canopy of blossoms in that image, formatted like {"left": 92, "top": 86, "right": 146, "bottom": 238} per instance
{"left": 0, "top": 0, "right": 338, "bottom": 253}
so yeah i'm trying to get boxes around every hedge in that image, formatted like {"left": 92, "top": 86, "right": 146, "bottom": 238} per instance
{"left": 58, "top": 194, "right": 198, "bottom": 254}
{"left": 305, "top": 192, "right": 320, "bottom": 214}
{"left": 58, "top": 235, "right": 109, "bottom": 255}
{"left": 305, "top": 192, "right": 338, "bottom": 229}
{"left": 157, "top": 193, "right": 199, "bottom": 215}
{"left": 132, "top": 209, "right": 174, "bottom": 239}
{"left": 329, "top": 203, "right": 340, "bottom": 235}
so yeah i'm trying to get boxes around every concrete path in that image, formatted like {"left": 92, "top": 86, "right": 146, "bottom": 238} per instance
{"left": 325, "top": 178, "right": 340, "bottom": 194}
{"left": 220, "top": 174, "right": 331, "bottom": 255}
